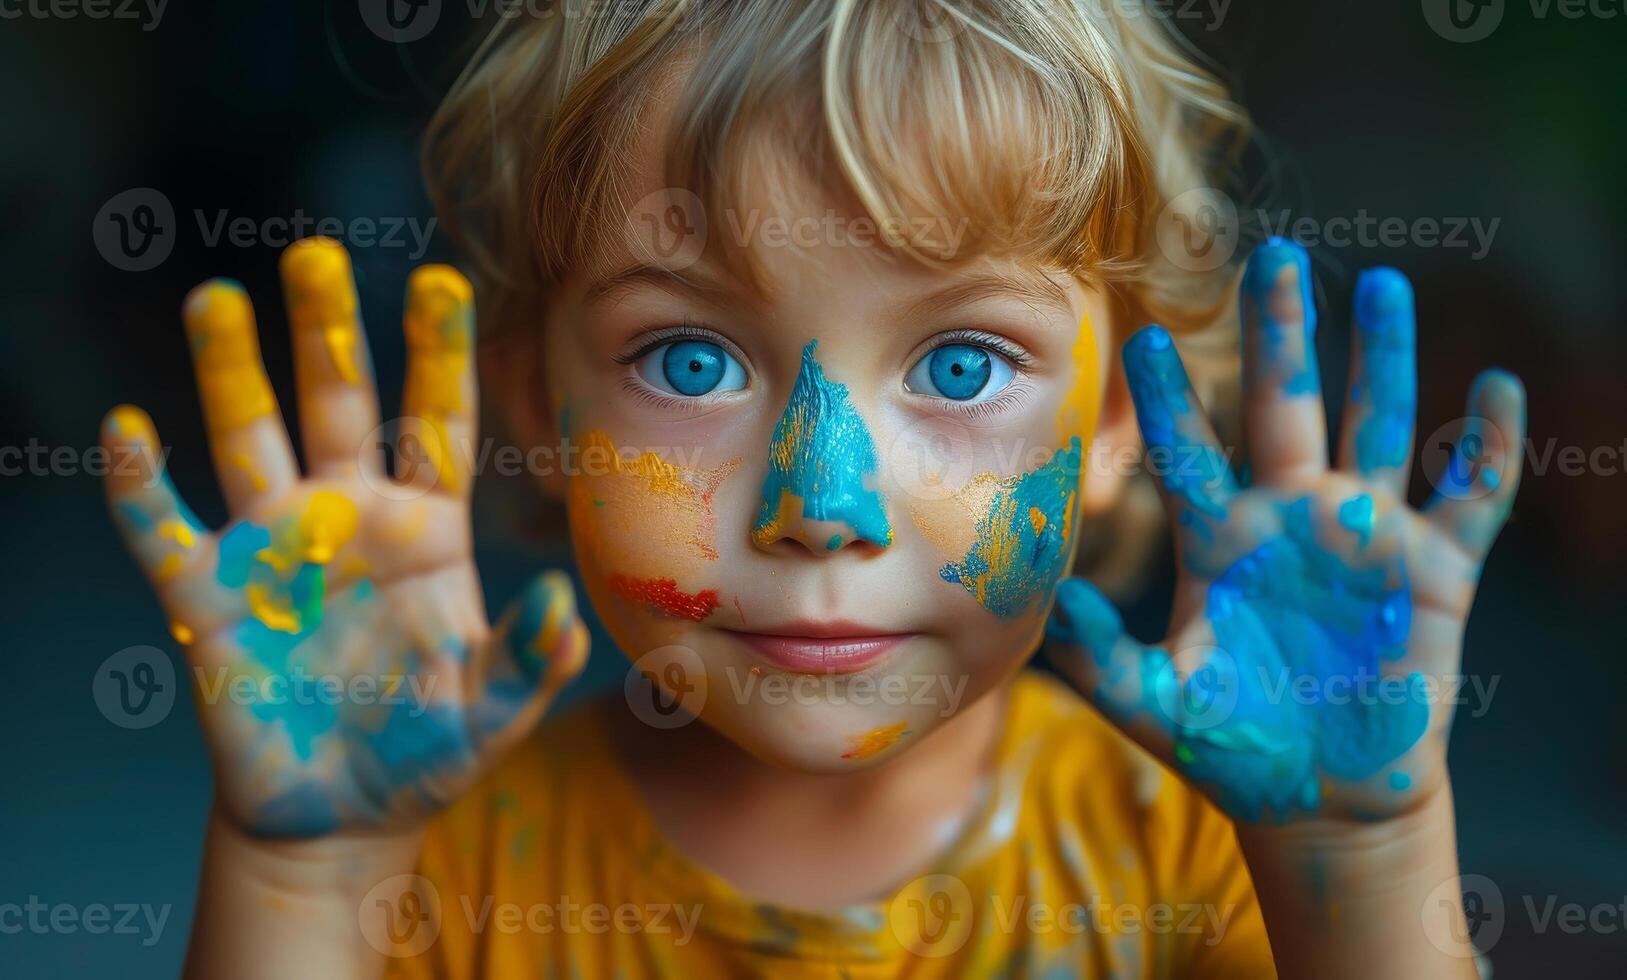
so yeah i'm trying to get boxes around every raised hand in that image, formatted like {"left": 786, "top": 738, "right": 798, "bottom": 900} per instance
{"left": 1047, "top": 239, "right": 1525, "bottom": 824}
{"left": 101, "top": 238, "right": 588, "bottom": 838}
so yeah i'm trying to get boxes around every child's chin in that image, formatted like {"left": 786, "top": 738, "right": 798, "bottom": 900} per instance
{"left": 712, "top": 706, "right": 949, "bottom": 775}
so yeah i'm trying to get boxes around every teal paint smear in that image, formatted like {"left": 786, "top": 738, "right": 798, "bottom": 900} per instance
{"left": 1242, "top": 237, "right": 1319, "bottom": 396}
{"left": 116, "top": 500, "right": 154, "bottom": 533}
{"left": 1172, "top": 497, "right": 1425, "bottom": 822}
{"left": 940, "top": 438, "right": 1082, "bottom": 619}
{"left": 217, "top": 521, "right": 271, "bottom": 588}
{"left": 1338, "top": 493, "right": 1375, "bottom": 548}
{"left": 826, "top": 534, "right": 843, "bottom": 551}
{"left": 754, "top": 340, "right": 892, "bottom": 547}
{"left": 1350, "top": 268, "right": 1417, "bottom": 474}
{"left": 1389, "top": 771, "right": 1411, "bottom": 791}
{"left": 1123, "top": 325, "right": 1235, "bottom": 524}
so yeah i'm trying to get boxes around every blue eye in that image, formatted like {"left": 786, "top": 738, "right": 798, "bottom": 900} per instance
{"left": 634, "top": 338, "right": 747, "bottom": 397}
{"left": 905, "top": 342, "right": 1015, "bottom": 403}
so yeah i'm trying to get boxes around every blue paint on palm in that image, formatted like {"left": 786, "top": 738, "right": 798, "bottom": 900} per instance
{"left": 1351, "top": 268, "right": 1417, "bottom": 473}
{"left": 1180, "top": 498, "right": 1426, "bottom": 821}
{"left": 754, "top": 340, "right": 892, "bottom": 547}
{"left": 1242, "top": 237, "right": 1319, "bottom": 395}
{"left": 1338, "top": 493, "right": 1375, "bottom": 548}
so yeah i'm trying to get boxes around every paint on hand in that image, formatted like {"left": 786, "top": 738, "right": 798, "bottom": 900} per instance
{"left": 1241, "top": 238, "right": 1319, "bottom": 396}
{"left": 939, "top": 438, "right": 1082, "bottom": 618}
{"left": 184, "top": 280, "right": 276, "bottom": 433}
{"left": 569, "top": 429, "right": 736, "bottom": 562}
{"left": 1337, "top": 494, "right": 1375, "bottom": 548}
{"left": 1054, "top": 312, "right": 1102, "bottom": 447}
{"left": 1170, "top": 497, "right": 1425, "bottom": 822}
{"left": 217, "top": 492, "right": 361, "bottom": 636}
{"left": 1349, "top": 268, "right": 1417, "bottom": 474}
{"left": 403, "top": 266, "right": 474, "bottom": 494}
{"left": 752, "top": 341, "right": 892, "bottom": 548}
{"left": 1123, "top": 326, "right": 1233, "bottom": 523}
{"left": 607, "top": 574, "right": 720, "bottom": 622}
{"left": 841, "top": 722, "right": 910, "bottom": 760}
{"left": 281, "top": 238, "right": 365, "bottom": 385}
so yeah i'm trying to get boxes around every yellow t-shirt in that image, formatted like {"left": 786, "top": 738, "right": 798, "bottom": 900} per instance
{"left": 385, "top": 671, "right": 1274, "bottom": 978}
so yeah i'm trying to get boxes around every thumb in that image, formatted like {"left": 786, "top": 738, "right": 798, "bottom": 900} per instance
{"left": 473, "top": 570, "right": 590, "bottom": 741}
{"left": 1045, "top": 578, "right": 1177, "bottom": 760}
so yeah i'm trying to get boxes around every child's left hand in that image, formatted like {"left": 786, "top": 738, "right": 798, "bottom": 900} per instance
{"left": 1046, "top": 239, "right": 1525, "bottom": 826}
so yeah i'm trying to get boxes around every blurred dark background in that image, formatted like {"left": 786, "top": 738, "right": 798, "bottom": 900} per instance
{"left": 1, "top": 1, "right": 1622, "bottom": 975}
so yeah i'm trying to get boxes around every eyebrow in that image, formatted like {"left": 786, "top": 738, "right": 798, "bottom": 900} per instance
{"left": 891, "top": 270, "right": 1075, "bottom": 324}
{"left": 581, "top": 263, "right": 744, "bottom": 308}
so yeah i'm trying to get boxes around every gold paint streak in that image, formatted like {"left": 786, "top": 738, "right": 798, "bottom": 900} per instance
{"left": 843, "top": 723, "right": 910, "bottom": 761}
{"left": 246, "top": 583, "right": 301, "bottom": 634}
{"left": 570, "top": 429, "right": 737, "bottom": 563}
{"left": 156, "top": 554, "right": 182, "bottom": 582}
{"left": 403, "top": 266, "right": 474, "bottom": 493}
{"left": 184, "top": 281, "right": 276, "bottom": 433}
{"left": 158, "top": 519, "right": 195, "bottom": 549}
{"left": 1028, "top": 506, "right": 1047, "bottom": 535}
{"left": 170, "top": 621, "right": 195, "bottom": 645}
{"left": 229, "top": 452, "right": 268, "bottom": 492}
{"left": 1055, "top": 311, "right": 1102, "bottom": 453}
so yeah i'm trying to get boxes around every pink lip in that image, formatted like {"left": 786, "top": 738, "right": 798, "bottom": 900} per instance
{"left": 724, "top": 622, "right": 916, "bottom": 674}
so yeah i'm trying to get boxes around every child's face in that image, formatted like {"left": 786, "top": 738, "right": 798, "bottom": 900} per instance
{"left": 525, "top": 132, "right": 1117, "bottom": 773}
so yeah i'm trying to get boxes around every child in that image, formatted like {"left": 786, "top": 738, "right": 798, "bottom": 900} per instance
{"left": 101, "top": 1, "right": 1526, "bottom": 976}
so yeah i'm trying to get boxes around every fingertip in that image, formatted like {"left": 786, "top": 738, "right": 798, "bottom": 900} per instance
{"left": 1047, "top": 577, "right": 1123, "bottom": 654}
{"left": 1471, "top": 367, "right": 1526, "bottom": 410}
{"left": 279, "top": 237, "right": 354, "bottom": 297}
{"left": 404, "top": 265, "right": 474, "bottom": 352}
{"left": 1123, "top": 324, "right": 1173, "bottom": 361}
{"left": 1354, "top": 267, "right": 1415, "bottom": 330}
{"left": 505, "top": 571, "right": 580, "bottom": 684}
{"left": 182, "top": 278, "right": 255, "bottom": 344}
{"left": 1242, "top": 237, "right": 1310, "bottom": 299}
{"left": 102, "top": 403, "right": 157, "bottom": 449}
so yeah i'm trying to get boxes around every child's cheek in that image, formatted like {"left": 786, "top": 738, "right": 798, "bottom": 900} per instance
{"left": 907, "top": 312, "right": 1101, "bottom": 620}
{"left": 565, "top": 428, "right": 738, "bottom": 627}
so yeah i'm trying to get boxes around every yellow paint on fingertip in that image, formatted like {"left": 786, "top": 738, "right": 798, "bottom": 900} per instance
{"left": 402, "top": 265, "right": 474, "bottom": 494}
{"left": 183, "top": 280, "right": 275, "bottom": 433}
{"left": 106, "top": 405, "right": 156, "bottom": 446}
{"left": 158, "top": 519, "right": 196, "bottom": 549}
{"left": 281, "top": 238, "right": 363, "bottom": 385}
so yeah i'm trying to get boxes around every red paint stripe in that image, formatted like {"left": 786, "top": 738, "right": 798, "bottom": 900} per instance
{"left": 607, "top": 574, "right": 720, "bottom": 622}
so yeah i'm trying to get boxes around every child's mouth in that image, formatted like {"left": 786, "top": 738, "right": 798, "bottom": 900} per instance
{"left": 720, "top": 622, "right": 918, "bottom": 675}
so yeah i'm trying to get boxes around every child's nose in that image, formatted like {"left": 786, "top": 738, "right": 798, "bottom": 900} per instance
{"left": 749, "top": 341, "right": 894, "bottom": 555}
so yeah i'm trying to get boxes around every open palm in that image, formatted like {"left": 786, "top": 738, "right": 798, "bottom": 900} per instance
{"left": 101, "top": 239, "right": 587, "bottom": 838}
{"left": 1048, "top": 240, "right": 1525, "bottom": 824}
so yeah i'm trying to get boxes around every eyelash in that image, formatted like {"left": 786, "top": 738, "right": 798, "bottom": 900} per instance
{"left": 913, "top": 328, "right": 1036, "bottom": 419}
{"left": 614, "top": 318, "right": 747, "bottom": 414}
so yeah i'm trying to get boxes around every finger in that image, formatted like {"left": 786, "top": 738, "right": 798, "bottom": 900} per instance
{"left": 1423, "top": 369, "right": 1526, "bottom": 561}
{"left": 471, "top": 571, "right": 590, "bottom": 745}
{"left": 1240, "top": 238, "right": 1327, "bottom": 485}
{"left": 1337, "top": 267, "right": 1417, "bottom": 497}
{"left": 399, "top": 266, "right": 477, "bottom": 499}
{"left": 1122, "top": 325, "right": 1239, "bottom": 527}
{"left": 1045, "top": 578, "right": 1176, "bottom": 761}
{"left": 183, "top": 279, "right": 299, "bottom": 513}
{"left": 101, "top": 405, "right": 210, "bottom": 588}
{"left": 280, "top": 238, "right": 383, "bottom": 479}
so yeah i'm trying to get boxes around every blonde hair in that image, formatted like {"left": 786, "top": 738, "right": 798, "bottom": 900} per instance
{"left": 423, "top": 0, "right": 1250, "bottom": 592}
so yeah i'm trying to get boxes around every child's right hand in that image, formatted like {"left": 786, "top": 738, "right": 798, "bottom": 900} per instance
{"left": 100, "top": 238, "right": 588, "bottom": 841}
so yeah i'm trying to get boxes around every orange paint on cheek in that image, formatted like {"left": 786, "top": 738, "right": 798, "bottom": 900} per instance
{"left": 568, "top": 429, "right": 737, "bottom": 564}
{"left": 606, "top": 574, "right": 720, "bottom": 622}
{"left": 841, "top": 723, "right": 911, "bottom": 761}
